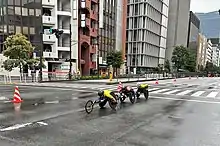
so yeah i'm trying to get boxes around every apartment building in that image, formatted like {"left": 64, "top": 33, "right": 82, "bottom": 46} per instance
{"left": 196, "top": 33, "right": 207, "bottom": 70}
{"left": 0, "top": 0, "right": 99, "bottom": 77}
{"left": 126, "top": 0, "right": 169, "bottom": 73}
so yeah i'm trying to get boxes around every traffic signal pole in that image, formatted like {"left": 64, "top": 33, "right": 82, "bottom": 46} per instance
{"left": 69, "top": 24, "right": 72, "bottom": 80}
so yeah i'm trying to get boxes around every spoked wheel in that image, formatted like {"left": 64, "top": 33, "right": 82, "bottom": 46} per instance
{"left": 129, "top": 92, "right": 136, "bottom": 104}
{"left": 85, "top": 100, "right": 94, "bottom": 114}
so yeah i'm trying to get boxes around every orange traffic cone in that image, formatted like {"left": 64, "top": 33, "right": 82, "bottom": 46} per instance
{"left": 155, "top": 79, "right": 159, "bottom": 84}
{"left": 12, "top": 86, "right": 23, "bottom": 103}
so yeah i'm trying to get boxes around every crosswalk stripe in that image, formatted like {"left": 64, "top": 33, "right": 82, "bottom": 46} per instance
{"left": 148, "top": 88, "right": 159, "bottom": 91}
{"left": 191, "top": 91, "right": 205, "bottom": 97}
{"left": 164, "top": 89, "right": 180, "bottom": 94}
{"left": 176, "top": 90, "right": 193, "bottom": 95}
{"left": 151, "top": 88, "right": 170, "bottom": 93}
{"left": 206, "top": 92, "right": 218, "bottom": 98}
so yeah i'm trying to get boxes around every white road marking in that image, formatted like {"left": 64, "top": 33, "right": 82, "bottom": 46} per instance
{"left": 148, "top": 88, "right": 159, "bottom": 91}
{"left": 72, "top": 97, "right": 78, "bottom": 100}
{"left": 191, "top": 91, "right": 205, "bottom": 97}
{"left": 176, "top": 90, "right": 193, "bottom": 95}
{"left": 149, "top": 95, "right": 220, "bottom": 104}
{"left": 151, "top": 88, "right": 170, "bottom": 93}
{"left": 0, "top": 123, "right": 32, "bottom": 132}
{"left": 45, "top": 101, "right": 59, "bottom": 104}
{"left": 37, "top": 122, "right": 48, "bottom": 126}
{"left": 206, "top": 92, "right": 219, "bottom": 98}
{"left": 0, "top": 96, "right": 8, "bottom": 100}
{"left": 164, "top": 89, "right": 180, "bottom": 94}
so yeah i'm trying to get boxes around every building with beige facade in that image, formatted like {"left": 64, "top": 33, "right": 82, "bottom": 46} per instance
{"left": 196, "top": 33, "right": 207, "bottom": 70}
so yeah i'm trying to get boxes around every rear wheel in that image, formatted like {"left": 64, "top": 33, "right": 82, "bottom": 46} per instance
{"left": 85, "top": 100, "right": 94, "bottom": 114}
{"left": 129, "top": 92, "right": 136, "bottom": 104}
{"left": 108, "top": 98, "right": 117, "bottom": 110}
{"left": 144, "top": 90, "right": 149, "bottom": 100}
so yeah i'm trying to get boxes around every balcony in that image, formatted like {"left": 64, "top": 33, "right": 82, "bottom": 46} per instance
{"left": 42, "top": 16, "right": 55, "bottom": 25}
{"left": 90, "top": 28, "right": 98, "bottom": 37}
{"left": 57, "top": 47, "right": 70, "bottom": 51}
{"left": 42, "top": 0, "right": 55, "bottom": 6}
{"left": 90, "top": 45, "right": 96, "bottom": 53}
{"left": 90, "top": 10, "right": 98, "bottom": 20}
{"left": 57, "top": 7, "right": 71, "bottom": 16}
{"left": 43, "top": 52, "right": 57, "bottom": 58}
{"left": 91, "top": 0, "right": 98, "bottom": 3}
{"left": 43, "top": 34, "right": 56, "bottom": 43}
{"left": 86, "top": 18, "right": 90, "bottom": 27}
{"left": 90, "top": 62, "right": 96, "bottom": 68}
{"left": 80, "top": 34, "right": 90, "bottom": 44}
{"left": 81, "top": 0, "right": 91, "bottom": 10}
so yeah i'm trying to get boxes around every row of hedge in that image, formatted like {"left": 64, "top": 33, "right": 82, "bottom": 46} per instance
{"left": 74, "top": 75, "right": 109, "bottom": 80}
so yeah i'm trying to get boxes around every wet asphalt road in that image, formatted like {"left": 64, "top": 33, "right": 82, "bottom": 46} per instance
{"left": 1, "top": 78, "right": 220, "bottom": 145}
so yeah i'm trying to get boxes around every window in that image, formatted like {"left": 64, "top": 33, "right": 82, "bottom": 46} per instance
{"left": 9, "top": 25, "right": 15, "bottom": 33}
{"left": 15, "top": 0, "right": 21, "bottom": 6}
{"left": 23, "top": 27, "right": 28, "bottom": 34}
{"left": 8, "top": 0, "right": 14, "bottom": 5}
{"left": 16, "top": 26, "right": 21, "bottom": 33}
{"left": 35, "top": 9, "right": 41, "bottom": 16}
{"left": 29, "top": 9, "right": 35, "bottom": 15}
{"left": 15, "top": 7, "right": 21, "bottom": 15}
{"left": 22, "top": 8, "right": 28, "bottom": 16}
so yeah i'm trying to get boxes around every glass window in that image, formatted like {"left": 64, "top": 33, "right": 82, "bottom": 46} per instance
{"left": 15, "top": 7, "right": 21, "bottom": 15}
{"left": 8, "top": 0, "right": 14, "bottom": 5}
{"left": 22, "top": 8, "right": 28, "bottom": 16}
{"left": 29, "top": 9, "right": 35, "bottom": 15}
{"left": 15, "top": 0, "right": 20, "bottom": 5}
{"left": 7, "top": 6, "right": 14, "bottom": 15}
{"left": 22, "top": 0, "right": 28, "bottom": 5}
{"left": 35, "top": 9, "right": 41, "bottom": 16}
{"left": 15, "top": 26, "right": 21, "bottom": 33}
{"left": 30, "top": 27, "right": 35, "bottom": 34}
{"left": 8, "top": 25, "right": 15, "bottom": 33}
{"left": 23, "top": 27, "right": 28, "bottom": 34}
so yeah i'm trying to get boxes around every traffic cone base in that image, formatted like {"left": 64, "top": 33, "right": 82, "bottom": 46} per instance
{"left": 155, "top": 80, "right": 159, "bottom": 84}
{"left": 11, "top": 86, "right": 23, "bottom": 103}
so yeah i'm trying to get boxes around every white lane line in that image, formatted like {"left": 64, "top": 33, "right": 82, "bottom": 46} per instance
{"left": 45, "top": 101, "right": 59, "bottom": 104}
{"left": 191, "top": 91, "right": 205, "bottom": 97}
{"left": 149, "top": 95, "right": 220, "bottom": 104}
{"left": 148, "top": 88, "right": 159, "bottom": 91}
{"left": 0, "top": 123, "right": 32, "bottom": 132}
{"left": 0, "top": 96, "right": 8, "bottom": 100}
{"left": 37, "top": 122, "right": 48, "bottom": 126}
{"left": 206, "top": 92, "right": 219, "bottom": 98}
{"left": 151, "top": 88, "right": 170, "bottom": 93}
{"left": 176, "top": 90, "right": 193, "bottom": 95}
{"left": 164, "top": 89, "right": 180, "bottom": 94}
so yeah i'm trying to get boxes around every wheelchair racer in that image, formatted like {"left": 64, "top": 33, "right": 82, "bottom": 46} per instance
{"left": 136, "top": 83, "right": 149, "bottom": 99}
{"left": 98, "top": 90, "right": 117, "bottom": 108}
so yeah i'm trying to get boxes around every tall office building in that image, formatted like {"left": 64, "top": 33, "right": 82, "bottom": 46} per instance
{"left": 126, "top": 0, "right": 169, "bottom": 73}
{"left": 166, "top": 0, "right": 191, "bottom": 63}
{"left": 98, "top": 0, "right": 117, "bottom": 74}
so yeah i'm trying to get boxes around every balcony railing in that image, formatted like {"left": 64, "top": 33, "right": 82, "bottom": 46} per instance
{"left": 42, "top": 16, "right": 55, "bottom": 24}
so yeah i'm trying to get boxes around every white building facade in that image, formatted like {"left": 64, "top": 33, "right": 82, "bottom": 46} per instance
{"left": 205, "top": 39, "right": 212, "bottom": 63}
{"left": 42, "top": 0, "right": 78, "bottom": 77}
{"left": 126, "top": 0, "right": 169, "bottom": 73}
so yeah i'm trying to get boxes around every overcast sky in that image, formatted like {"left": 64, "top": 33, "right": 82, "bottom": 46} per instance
{"left": 190, "top": 0, "right": 220, "bottom": 13}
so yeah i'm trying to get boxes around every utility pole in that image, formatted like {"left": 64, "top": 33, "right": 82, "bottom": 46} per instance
{"left": 69, "top": 24, "right": 72, "bottom": 80}
{"left": 39, "top": 16, "right": 43, "bottom": 82}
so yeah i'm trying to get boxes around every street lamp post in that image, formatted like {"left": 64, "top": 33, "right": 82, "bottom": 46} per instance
{"left": 69, "top": 24, "right": 72, "bottom": 80}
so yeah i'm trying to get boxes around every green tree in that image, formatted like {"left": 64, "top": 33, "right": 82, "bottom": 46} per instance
{"left": 2, "top": 33, "right": 39, "bottom": 73}
{"left": 171, "top": 45, "right": 189, "bottom": 72}
{"left": 184, "top": 49, "right": 196, "bottom": 72}
{"left": 164, "top": 59, "right": 171, "bottom": 73}
{"left": 107, "top": 51, "right": 124, "bottom": 75}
